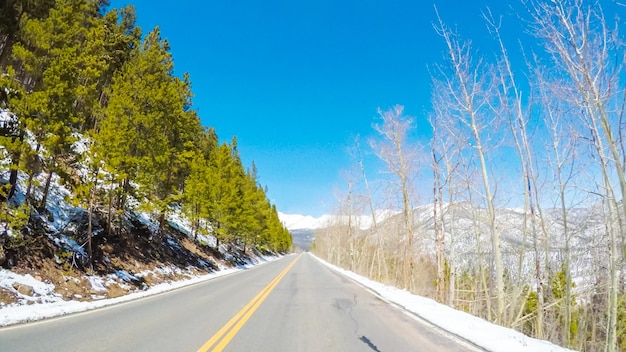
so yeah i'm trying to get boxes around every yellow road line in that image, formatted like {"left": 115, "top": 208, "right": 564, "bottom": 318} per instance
{"left": 197, "top": 255, "right": 301, "bottom": 352}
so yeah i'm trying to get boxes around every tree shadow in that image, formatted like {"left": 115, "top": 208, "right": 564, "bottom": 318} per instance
{"left": 359, "top": 335, "right": 382, "bottom": 352}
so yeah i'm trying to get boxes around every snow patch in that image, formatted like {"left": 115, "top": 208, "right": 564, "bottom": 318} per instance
{"left": 86, "top": 276, "right": 107, "bottom": 292}
{"left": 0, "top": 270, "right": 61, "bottom": 305}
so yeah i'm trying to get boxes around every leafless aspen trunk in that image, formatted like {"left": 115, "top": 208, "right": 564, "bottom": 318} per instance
{"left": 371, "top": 105, "right": 418, "bottom": 290}
{"left": 537, "top": 71, "right": 581, "bottom": 347}
{"left": 430, "top": 103, "right": 461, "bottom": 305}
{"left": 485, "top": 11, "right": 542, "bottom": 331}
{"left": 352, "top": 137, "right": 388, "bottom": 282}
{"left": 487, "top": 9, "right": 560, "bottom": 333}
{"left": 431, "top": 118, "right": 446, "bottom": 302}
{"left": 433, "top": 14, "right": 506, "bottom": 324}
{"left": 530, "top": 1, "right": 626, "bottom": 349}
{"left": 443, "top": 158, "right": 458, "bottom": 308}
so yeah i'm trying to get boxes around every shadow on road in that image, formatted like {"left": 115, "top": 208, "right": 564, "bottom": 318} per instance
{"left": 359, "top": 335, "right": 382, "bottom": 352}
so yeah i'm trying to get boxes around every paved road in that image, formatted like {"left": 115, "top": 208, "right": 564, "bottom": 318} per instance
{"left": 0, "top": 253, "right": 479, "bottom": 351}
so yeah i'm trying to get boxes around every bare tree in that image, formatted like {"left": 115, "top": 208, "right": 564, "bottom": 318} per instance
{"left": 530, "top": 1, "right": 626, "bottom": 350}
{"left": 431, "top": 114, "right": 447, "bottom": 303}
{"left": 350, "top": 136, "right": 389, "bottom": 282}
{"left": 370, "top": 105, "right": 418, "bottom": 290}
{"left": 430, "top": 95, "right": 464, "bottom": 305}
{"left": 433, "top": 12, "right": 507, "bottom": 324}
{"left": 535, "top": 67, "right": 583, "bottom": 347}
{"left": 485, "top": 8, "right": 563, "bottom": 334}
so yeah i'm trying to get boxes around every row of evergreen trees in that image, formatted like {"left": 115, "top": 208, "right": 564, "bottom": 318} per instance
{"left": 0, "top": 0, "right": 292, "bottom": 253}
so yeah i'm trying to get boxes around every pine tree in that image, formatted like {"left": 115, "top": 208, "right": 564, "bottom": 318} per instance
{"left": 208, "top": 140, "right": 243, "bottom": 248}
{"left": 0, "top": 69, "right": 27, "bottom": 201}
{"left": 0, "top": 0, "right": 55, "bottom": 68}
{"left": 96, "top": 6, "right": 140, "bottom": 111}
{"left": 10, "top": 0, "right": 109, "bottom": 210}
{"left": 182, "top": 128, "right": 218, "bottom": 240}
{"left": 131, "top": 29, "right": 202, "bottom": 234}
{"left": 96, "top": 26, "right": 203, "bottom": 236}
{"left": 239, "top": 168, "right": 264, "bottom": 252}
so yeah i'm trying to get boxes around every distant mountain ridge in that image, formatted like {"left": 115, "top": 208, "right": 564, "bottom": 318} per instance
{"left": 280, "top": 204, "right": 602, "bottom": 269}
{"left": 277, "top": 212, "right": 331, "bottom": 230}
{"left": 278, "top": 210, "right": 401, "bottom": 231}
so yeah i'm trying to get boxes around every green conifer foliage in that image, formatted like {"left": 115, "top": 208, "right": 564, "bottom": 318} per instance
{"left": 10, "top": 0, "right": 109, "bottom": 210}
{"left": 0, "top": 0, "right": 292, "bottom": 256}
{"left": 0, "top": 0, "right": 55, "bottom": 68}
{"left": 97, "top": 27, "right": 203, "bottom": 234}
{"left": 97, "top": 6, "right": 140, "bottom": 104}
{"left": 209, "top": 142, "right": 241, "bottom": 247}
{"left": 181, "top": 129, "right": 218, "bottom": 240}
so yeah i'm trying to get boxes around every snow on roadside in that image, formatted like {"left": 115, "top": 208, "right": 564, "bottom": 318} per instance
{"left": 312, "top": 254, "right": 576, "bottom": 352}
{"left": 0, "top": 255, "right": 279, "bottom": 327}
{"left": 0, "top": 271, "right": 60, "bottom": 306}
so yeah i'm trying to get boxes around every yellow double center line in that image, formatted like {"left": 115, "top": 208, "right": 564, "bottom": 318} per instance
{"left": 197, "top": 254, "right": 301, "bottom": 352}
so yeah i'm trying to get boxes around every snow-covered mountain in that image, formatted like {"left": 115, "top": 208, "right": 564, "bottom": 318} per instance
{"left": 277, "top": 212, "right": 331, "bottom": 230}
{"left": 282, "top": 203, "right": 606, "bottom": 283}
{"left": 278, "top": 210, "right": 400, "bottom": 231}
{"left": 278, "top": 210, "right": 402, "bottom": 251}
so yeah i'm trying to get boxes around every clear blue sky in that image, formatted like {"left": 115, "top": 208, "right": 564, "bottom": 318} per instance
{"left": 107, "top": 0, "right": 523, "bottom": 216}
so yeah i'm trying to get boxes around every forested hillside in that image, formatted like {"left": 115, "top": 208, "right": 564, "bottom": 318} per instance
{"left": 0, "top": 0, "right": 291, "bottom": 294}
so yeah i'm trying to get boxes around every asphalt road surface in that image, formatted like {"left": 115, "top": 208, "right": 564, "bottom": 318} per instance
{"left": 0, "top": 253, "right": 480, "bottom": 351}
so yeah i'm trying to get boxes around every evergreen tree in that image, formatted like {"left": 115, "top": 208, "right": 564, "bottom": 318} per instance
{"left": 97, "top": 26, "right": 202, "bottom": 235}
{"left": 0, "top": 69, "right": 27, "bottom": 201}
{"left": 0, "top": 0, "right": 55, "bottom": 68}
{"left": 96, "top": 5, "right": 140, "bottom": 111}
{"left": 131, "top": 29, "right": 202, "bottom": 234}
{"left": 10, "top": 0, "right": 109, "bottom": 210}
{"left": 182, "top": 128, "right": 218, "bottom": 239}
{"left": 209, "top": 141, "right": 241, "bottom": 247}
{"left": 239, "top": 169, "right": 263, "bottom": 252}
{"left": 0, "top": 0, "right": 293, "bottom": 258}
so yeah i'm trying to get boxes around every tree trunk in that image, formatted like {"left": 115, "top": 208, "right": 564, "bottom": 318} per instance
{"left": 434, "top": 16, "right": 505, "bottom": 324}
{"left": 0, "top": 35, "right": 15, "bottom": 69}
{"left": 87, "top": 187, "right": 94, "bottom": 272}
{"left": 7, "top": 167, "right": 18, "bottom": 200}
{"left": 530, "top": 194, "right": 544, "bottom": 339}
{"left": 25, "top": 144, "right": 42, "bottom": 204}
{"left": 433, "top": 147, "right": 445, "bottom": 302}
{"left": 39, "top": 168, "right": 53, "bottom": 212}
{"left": 355, "top": 140, "right": 386, "bottom": 282}
{"left": 7, "top": 134, "right": 23, "bottom": 200}
{"left": 158, "top": 211, "right": 166, "bottom": 238}
{"left": 107, "top": 178, "right": 113, "bottom": 237}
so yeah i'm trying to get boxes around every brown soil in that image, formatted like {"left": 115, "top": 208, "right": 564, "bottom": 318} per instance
{"left": 0, "top": 288, "right": 17, "bottom": 305}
